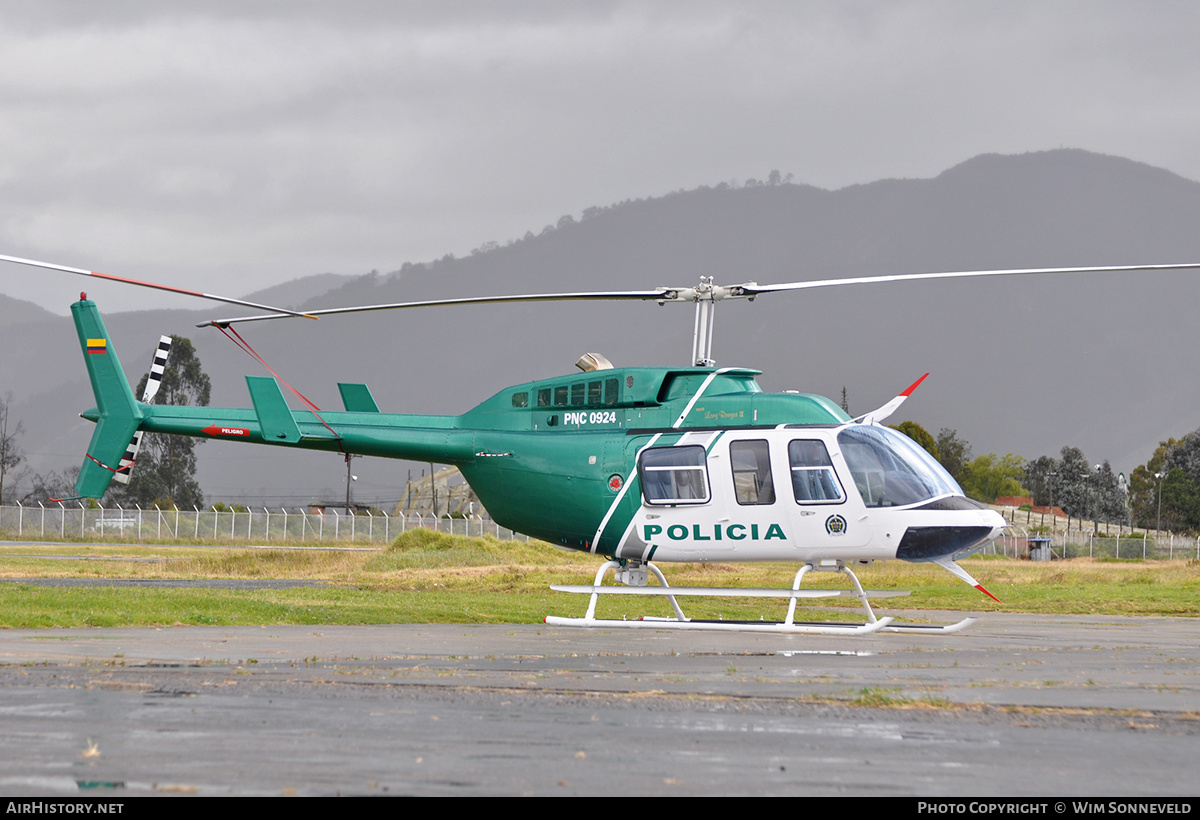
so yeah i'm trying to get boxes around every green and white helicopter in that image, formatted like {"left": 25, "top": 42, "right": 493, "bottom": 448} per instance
{"left": 5, "top": 254, "right": 1198, "bottom": 634}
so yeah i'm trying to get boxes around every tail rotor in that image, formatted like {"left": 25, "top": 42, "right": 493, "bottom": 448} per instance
{"left": 112, "top": 336, "right": 172, "bottom": 486}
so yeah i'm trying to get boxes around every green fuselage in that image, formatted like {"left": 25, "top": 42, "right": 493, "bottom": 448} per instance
{"left": 74, "top": 294, "right": 848, "bottom": 555}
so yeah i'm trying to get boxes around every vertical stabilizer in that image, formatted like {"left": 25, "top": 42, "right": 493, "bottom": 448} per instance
{"left": 71, "top": 298, "right": 143, "bottom": 498}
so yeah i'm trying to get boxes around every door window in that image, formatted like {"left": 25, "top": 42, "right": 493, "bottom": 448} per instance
{"left": 788, "top": 439, "right": 844, "bottom": 503}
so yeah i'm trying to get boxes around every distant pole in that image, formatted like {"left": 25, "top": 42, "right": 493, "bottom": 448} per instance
{"left": 344, "top": 453, "right": 360, "bottom": 512}
{"left": 1156, "top": 471, "right": 1165, "bottom": 536}
{"left": 429, "top": 462, "right": 438, "bottom": 518}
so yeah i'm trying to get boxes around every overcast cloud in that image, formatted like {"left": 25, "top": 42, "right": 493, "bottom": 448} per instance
{"left": 3, "top": 1, "right": 1200, "bottom": 311}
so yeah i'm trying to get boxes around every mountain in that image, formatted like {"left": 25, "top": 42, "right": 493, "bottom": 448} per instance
{"left": 4, "top": 149, "right": 1200, "bottom": 505}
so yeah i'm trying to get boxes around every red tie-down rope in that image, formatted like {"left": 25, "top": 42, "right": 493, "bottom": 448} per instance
{"left": 214, "top": 324, "right": 342, "bottom": 446}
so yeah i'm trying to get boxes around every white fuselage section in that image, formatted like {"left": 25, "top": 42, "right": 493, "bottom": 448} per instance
{"left": 614, "top": 425, "right": 1005, "bottom": 564}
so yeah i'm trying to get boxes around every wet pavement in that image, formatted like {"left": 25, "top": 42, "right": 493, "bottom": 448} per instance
{"left": 0, "top": 613, "right": 1195, "bottom": 796}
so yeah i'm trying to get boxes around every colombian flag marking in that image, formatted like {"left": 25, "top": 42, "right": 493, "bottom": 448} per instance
{"left": 86, "top": 338, "right": 107, "bottom": 355}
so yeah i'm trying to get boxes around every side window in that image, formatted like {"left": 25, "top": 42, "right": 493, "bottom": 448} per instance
{"left": 604, "top": 378, "right": 619, "bottom": 406}
{"left": 511, "top": 392, "right": 528, "bottom": 408}
{"left": 788, "top": 439, "right": 844, "bottom": 504}
{"left": 639, "top": 446, "right": 711, "bottom": 505}
{"left": 554, "top": 386, "right": 569, "bottom": 406}
{"left": 730, "top": 440, "right": 775, "bottom": 505}
{"left": 537, "top": 388, "right": 551, "bottom": 407}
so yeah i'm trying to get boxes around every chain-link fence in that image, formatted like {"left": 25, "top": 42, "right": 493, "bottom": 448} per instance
{"left": 987, "top": 528, "right": 1199, "bottom": 560}
{"left": 0, "top": 503, "right": 528, "bottom": 545}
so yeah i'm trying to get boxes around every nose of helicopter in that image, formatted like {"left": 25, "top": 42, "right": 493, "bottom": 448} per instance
{"left": 895, "top": 505, "right": 1007, "bottom": 562}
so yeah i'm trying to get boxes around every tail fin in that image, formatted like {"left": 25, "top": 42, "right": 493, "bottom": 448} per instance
{"left": 71, "top": 297, "right": 143, "bottom": 498}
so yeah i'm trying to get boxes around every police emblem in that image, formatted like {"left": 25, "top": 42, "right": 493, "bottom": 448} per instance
{"left": 825, "top": 514, "right": 848, "bottom": 536}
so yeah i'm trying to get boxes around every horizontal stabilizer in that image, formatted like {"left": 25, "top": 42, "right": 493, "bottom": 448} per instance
{"left": 246, "top": 375, "right": 302, "bottom": 443}
{"left": 338, "top": 382, "right": 380, "bottom": 413}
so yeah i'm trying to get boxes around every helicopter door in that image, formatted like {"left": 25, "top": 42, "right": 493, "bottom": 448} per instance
{"left": 783, "top": 436, "right": 876, "bottom": 553}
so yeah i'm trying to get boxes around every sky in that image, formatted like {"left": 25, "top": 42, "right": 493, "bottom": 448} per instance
{"left": 3, "top": 1, "right": 1200, "bottom": 313}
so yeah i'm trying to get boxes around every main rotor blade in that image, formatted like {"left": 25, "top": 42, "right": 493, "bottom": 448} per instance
{"left": 196, "top": 289, "right": 672, "bottom": 327}
{"left": 735, "top": 262, "right": 1200, "bottom": 297}
{"left": 0, "top": 254, "right": 317, "bottom": 319}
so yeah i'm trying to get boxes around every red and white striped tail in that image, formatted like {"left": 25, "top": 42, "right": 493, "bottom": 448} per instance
{"left": 112, "top": 336, "right": 172, "bottom": 485}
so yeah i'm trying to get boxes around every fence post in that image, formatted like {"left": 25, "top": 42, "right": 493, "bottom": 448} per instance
{"left": 39, "top": 502, "right": 45, "bottom": 537}
{"left": 79, "top": 502, "right": 86, "bottom": 537}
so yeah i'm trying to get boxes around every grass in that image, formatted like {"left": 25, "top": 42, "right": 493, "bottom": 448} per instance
{"left": 0, "top": 529, "right": 1197, "bottom": 627}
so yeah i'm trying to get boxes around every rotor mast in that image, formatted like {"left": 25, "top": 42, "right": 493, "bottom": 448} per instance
{"left": 681, "top": 277, "right": 754, "bottom": 367}
{"left": 690, "top": 276, "right": 718, "bottom": 366}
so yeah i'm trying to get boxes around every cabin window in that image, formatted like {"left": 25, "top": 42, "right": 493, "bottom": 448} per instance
{"left": 605, "top": 378, "right": 619, "bottom": 406}
{"left": 588, "top": 380, "right": 602, "bottom": 406}
{"left": 639, "top": 446, "right": 711, "bottom": 505}
{"left": 730, "top": 440, "right": 776, "bottom": 505}
{"left": 788, "top": 439, "right": 844, "bottom": 504}
{"left": 571, "top": 383, "right": 586, "bottom": 406}
{"left": 554, "top": 386, "right": 569, "bottom": 406}
{"left": 837, "top": 425, "right": 962, "bottom": 508}
{"left": 511, "top": 392, "right": 529, "bottom": 408}
{"left": 537, "top": 388, "right": 551, "bottom": 407}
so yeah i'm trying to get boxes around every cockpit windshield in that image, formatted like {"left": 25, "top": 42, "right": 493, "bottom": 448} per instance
{"left": 837, "top": 425, "right": 964, "bottom": 508}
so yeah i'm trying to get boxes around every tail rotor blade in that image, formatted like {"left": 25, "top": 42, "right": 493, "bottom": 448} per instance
{"left": 113, "top": 336, "right": 172, "bottom": 486}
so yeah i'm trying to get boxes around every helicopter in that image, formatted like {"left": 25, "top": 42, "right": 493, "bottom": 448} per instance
{"left": 5, "top": 253, "right": 1199, "bottom": 634}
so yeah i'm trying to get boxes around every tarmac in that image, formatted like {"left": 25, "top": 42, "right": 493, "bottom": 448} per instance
{"left": 0, "top": 611, "right": 1196, "bottom": 796}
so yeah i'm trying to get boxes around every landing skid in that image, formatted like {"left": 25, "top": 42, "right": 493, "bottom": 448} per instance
{"left": 545, "top": 560, "right": 977, "bottom": 635}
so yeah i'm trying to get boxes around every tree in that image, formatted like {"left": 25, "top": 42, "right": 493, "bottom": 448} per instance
{"left": 1053, "top": 446, "right": 1092, "bottom": 519}
{"left": 892, "top": 420, "right": 938, "bottom": 459}
{"left": 0, "top": 391, "right": 24, "bottom": 503}
{"left": 1128, "top": 430, "right": 1200, "bottom": 532}
{"left": 935, "top": 428, "right": 972, "bottom": 486}
{"left": 113, "top": 336, "right": 211, "bottom": 509}
{"left": 1022, "top": 454, "right": 1058, "bottom": 507}
{"left": 1091, "top": 460, "right": 1127, "bottom": 527}
{"left": 1159, "top": 467, "right": 1200, "bottom": 532}
{"left": 960, "top": 453, "right": 1028, "bottom": 503}
{"left": 21, "top": 465, "right": 80, "bottom": 504}
{"left": 1129, "top": 438, "right": 1174, "bottom": 529}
